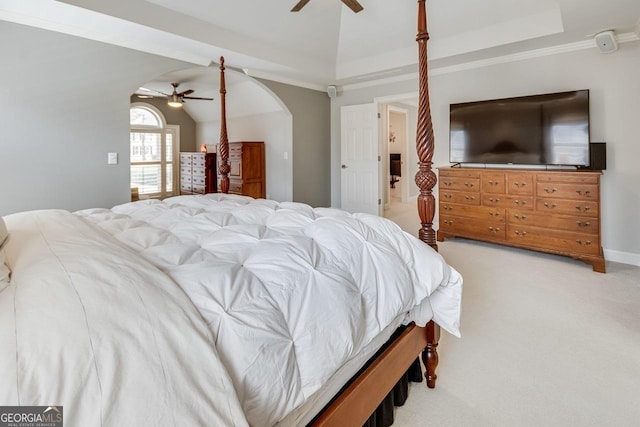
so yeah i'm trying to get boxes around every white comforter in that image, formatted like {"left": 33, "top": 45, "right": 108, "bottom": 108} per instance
{"left": 0, "top": 209, "right": 249, "bottom": 426}
{"left": 77, "top": 194, "right": 463, "bottom": 426}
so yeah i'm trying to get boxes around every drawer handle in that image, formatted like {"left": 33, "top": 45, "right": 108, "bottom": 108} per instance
{"left": 464, "top": 195, "right": 476, "bottom": 200}
{"left": 514, "top": 200, "right": 527, "bottom": 206}
{"left": 514, "top": 182, "right": 526, "bottom": 188}
{"left": 488, "top": 197, "right": 500, "bottom": 203}
{"left": 576, "top": 239, "right": 592, "bottom": 246}
{"left": 514, "top": 230, "right": 527, "bottom": 237}
{"left": 488, "top": 211, "right": 500, "bottom": 217}
{"left": 513, "top": 214, "right": 527, "bottom": 221}
{"left": 544, "top": 187, "right": 557, "bottom": 194}
{"left": 443, "top": 181, "right": 453, "bottom": 186}
{"left": 443, "top": 220, "right": 453, "bottom": 226}
{"left": 444, "top": 194, "right": 453, "bottom": 199}
{"left": 576, "top": 190, "right": 592, "bottom": 197}
{"left": 443, "top": 205, "right": 453, "bottom": 211}
{"left": 543, "top": 202, "right": 557, "bottom": 209}
{"left": 488, "top": 180, "right": 499, "bottom": 186}
{"left": 488, "top": 227, "right": 501, "bottom": 233}
{"left": 575, "top": 205, "right": 591, "bottom": 212}
{"left": 465, "top": 182, "right": 474, "bottom": 188}
{"left": 576, "top": 221, "right": 591, "bottom": 228}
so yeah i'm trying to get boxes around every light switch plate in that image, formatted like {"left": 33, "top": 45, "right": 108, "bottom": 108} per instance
{"left": 108, "top": 152, "right": 118, "bottom": 165}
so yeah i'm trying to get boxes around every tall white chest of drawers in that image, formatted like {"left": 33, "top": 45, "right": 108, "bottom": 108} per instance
{"left": 179, "top": 152, "right": 217, "bottom": 195}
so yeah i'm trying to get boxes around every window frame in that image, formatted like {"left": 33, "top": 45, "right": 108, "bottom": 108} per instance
{"left": 130, "top": 103, "right": 179, "bottom": 199}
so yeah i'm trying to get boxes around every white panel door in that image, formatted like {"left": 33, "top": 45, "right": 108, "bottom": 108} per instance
{"left": 340, "top": 103, "right": 379, "bottom": 215}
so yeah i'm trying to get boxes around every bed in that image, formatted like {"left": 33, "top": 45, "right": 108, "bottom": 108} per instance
{"left": 0, "top": 1, "right": 457, "bottom": 426}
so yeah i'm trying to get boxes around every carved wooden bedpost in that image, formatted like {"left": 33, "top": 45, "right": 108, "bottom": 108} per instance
{"left": 415, "top": 0, "right": 437, "bottom": 251}
{"left": 218, "top": 56, "right": 230, "bottom": 193}
{"left": 416, "top": 0, "right": 441, "bottom": 389}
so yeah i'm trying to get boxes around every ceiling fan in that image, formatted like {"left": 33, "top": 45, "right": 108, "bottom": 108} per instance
{"left": 291, "top": 0, "right": 363, "bottom": 13}
{"left": 138, "top": 83, "right": 214, "bottom": 108}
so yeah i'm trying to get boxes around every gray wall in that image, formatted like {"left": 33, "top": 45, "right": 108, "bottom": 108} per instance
{"left": 258, "top": 79, "right": 331, "bottom": 207}
{"left": 0, "top": 21, "right": 192, "bottom": 216}
{"left": 331, "top": 41, "right": 640, "bottom": 262}
{"left": 130, "top": 96, "right": 197, "bottom": 152}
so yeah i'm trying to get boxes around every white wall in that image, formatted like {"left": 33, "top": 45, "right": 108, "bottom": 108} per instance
{"left": 197, "top": 111, "right": 293, "bottom": 202}
{"left": 332, "top": 41, "right": 640, "bottom": 264}
{"left": 0, "top": 21, "right": 192, "bottom": 215}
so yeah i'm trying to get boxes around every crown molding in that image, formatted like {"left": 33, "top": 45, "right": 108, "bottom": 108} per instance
{"left": 343, "top": 31, "right": 640, "bottom": 92}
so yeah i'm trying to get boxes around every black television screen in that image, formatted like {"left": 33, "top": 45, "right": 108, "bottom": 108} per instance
{"left": 449, "top": 90, "right": 590, "bottom": 166}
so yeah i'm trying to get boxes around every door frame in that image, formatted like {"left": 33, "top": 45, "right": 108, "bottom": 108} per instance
{"left": 375, "top": 93, "right": 418, "bottom": 209}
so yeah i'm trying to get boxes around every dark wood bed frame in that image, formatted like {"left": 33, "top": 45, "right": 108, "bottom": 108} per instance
{"left": 217, "top": 1, "right": 441, "bottom": 425}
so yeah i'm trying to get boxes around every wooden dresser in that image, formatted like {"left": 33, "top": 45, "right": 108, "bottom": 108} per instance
{"left": 437, "top": 167, "right": 605, "bottom": 272}
{"left": 222, "top": 141, "right": 266, "bottom": 199}
{"left": 180, "top": 152, "right": 217, "bottom": 195}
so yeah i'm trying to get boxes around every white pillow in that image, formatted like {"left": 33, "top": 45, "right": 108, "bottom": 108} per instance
{"left": 0, "top": 217, "right": 7, "bottom": 248}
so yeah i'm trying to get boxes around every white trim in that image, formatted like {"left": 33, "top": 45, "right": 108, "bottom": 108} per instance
{"left": 343, "top": 31, "right": 640, "bottom": 92}
{"left": 603, "top": 248, "right": 640, "bottom": 267}
{"left": 245, "top": 69, "right": 326, "bottom": 93}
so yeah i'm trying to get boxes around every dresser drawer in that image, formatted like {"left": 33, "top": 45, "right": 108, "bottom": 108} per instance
{"left": 441, "top": 191, "right": 480, "bottom": 205}
{"left": 506, "top": 173, "right": 533, "bottom": 196}
{"left": 440, "top": 216, "right": 506, "bottom": 240}
{"left": 440, "top": 177, "right": 480, "bottom": 192}
{"left": 192, "top": 153, "right": 206, "bottom": 168}
{"left": 439, "top": 169, "right": 480, "bottom": 179}
{"left": 192, "top": 166, "right": 205, "bottom": 177}
{"left": 192, "top": 176, "right": 206, "bottom": 187}
{"left": 180, "top": 182, "right": 192, "bottom": 192}
{"left": 482, "top": 173, "right": 505, "bottom": 194}
{"left": 508, "top": 210, "right": 599, "bottom": 234}
{"left": 440, "top": 203, "right": 505, "bottom": 221}
{"left": 536, "top": 182, "right": 598, "bottom": 201}
{"left": 507, "top": 225, "right": 600, "bottom": 255}
{"left": 180, "top": 153, "right": 193, "bottom": 164}
{"left": 229, "top": 180, "right": 243, "bottom": 194}
{"left": 180, "top": 166, "right": 192, "bottom": 177}
{"left": 483, "top": 195, "right": 533, "bottom": 210}
{"left": 536, "top": 198, "right": 599, "bottom": 217}
{"left": 537, "top": 172, "right": 599, "bottom": 185}
{"left": 191, "top": 185, "right": 206, "bottom": 194}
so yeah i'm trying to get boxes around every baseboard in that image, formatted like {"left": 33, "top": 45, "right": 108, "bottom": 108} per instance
{"left": 433, "top": 232, "right": 640, "bottom": 268}
{"left": 603, "top": 248, "right": 640, "bottom": 267}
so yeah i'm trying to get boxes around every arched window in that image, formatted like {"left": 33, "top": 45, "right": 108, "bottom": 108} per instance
{"left": 130, "top": 104, "right": 179, "bottom": 199}
{"left": 130, "top": 106, "right": 162, "bottom": 127}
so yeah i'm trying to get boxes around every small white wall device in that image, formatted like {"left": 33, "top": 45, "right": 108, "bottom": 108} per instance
{"left": 594, "top": 30, "right": 618, "bottom": 53}
{"left": 327, "top": 85, "right": 337, "bottom": 98}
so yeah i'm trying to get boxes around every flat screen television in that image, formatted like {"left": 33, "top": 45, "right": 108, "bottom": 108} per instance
{"left": 449, "top": 90, "right": 590, "bottom": 166}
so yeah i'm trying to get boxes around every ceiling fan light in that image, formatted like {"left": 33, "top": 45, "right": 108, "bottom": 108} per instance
{"left": 168, "top": 94, "right": 182, "bottom": 108}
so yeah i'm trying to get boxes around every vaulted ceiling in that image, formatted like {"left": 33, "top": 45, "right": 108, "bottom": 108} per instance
{"left": 2, "top": 0, "right": 639, "bottom": 91}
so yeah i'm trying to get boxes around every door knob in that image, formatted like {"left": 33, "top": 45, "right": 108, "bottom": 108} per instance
{"left": 341, "top": 164, "right": 348, "bottom": 168}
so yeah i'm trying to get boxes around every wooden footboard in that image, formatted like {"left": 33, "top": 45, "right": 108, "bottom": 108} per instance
{"left": 310, "top": 321, "right": 440, "bottom": 426}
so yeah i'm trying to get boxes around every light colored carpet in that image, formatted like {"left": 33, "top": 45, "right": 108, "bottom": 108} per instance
{"left": 384, "top": 201, "right": 640, "bottom": 427}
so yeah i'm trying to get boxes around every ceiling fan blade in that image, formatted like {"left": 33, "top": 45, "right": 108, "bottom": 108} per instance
{"left": 291, "top": 0, "right": 311, "bottom": 12}
{"left": 183, "top": 96, "right": 214, "bottom": 101}
{"left": 341, "top": 0, "right": 363, "bottom": 13}
{"left": 178, "top": 89, "right": 194, "bottom": 97}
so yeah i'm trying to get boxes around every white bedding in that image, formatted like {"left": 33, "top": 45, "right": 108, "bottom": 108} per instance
{"left": 76, "top": 194, "right": 463, "bottom": 426}
{"left": 0, "top": 210, "right": 248, "bottom": 427}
